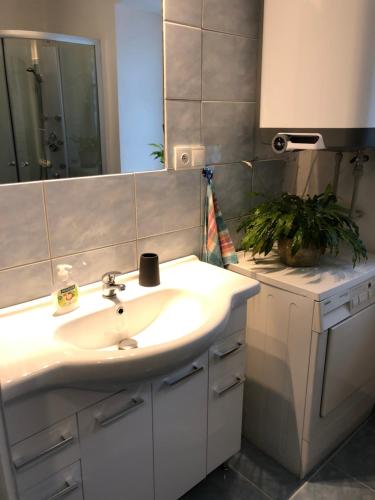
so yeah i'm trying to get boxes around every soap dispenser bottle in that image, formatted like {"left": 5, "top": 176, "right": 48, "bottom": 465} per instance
{"left": 53, "top": 264, "right": 79, "bottom": 315}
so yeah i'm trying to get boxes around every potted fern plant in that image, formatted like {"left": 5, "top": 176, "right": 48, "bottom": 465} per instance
{"left": 239, "top": 186, "right": 367, "bottom": 267}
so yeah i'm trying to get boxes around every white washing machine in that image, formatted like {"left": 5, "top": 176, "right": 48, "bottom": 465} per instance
{"left": 229, "top": 251, "right": 375, "bottom": 478}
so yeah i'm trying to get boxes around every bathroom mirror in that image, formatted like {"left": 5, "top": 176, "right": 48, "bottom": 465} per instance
{"left": 0, "top": 0, "right": 164, "bottom": 184}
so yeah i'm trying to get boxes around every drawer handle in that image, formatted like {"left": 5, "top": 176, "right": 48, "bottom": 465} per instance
{"left": 164, "top": 364, "right": 204, "bottom": 387}
{"left": 47, "top": 480, "right": 79, "bottom": 500}
{"left": 13, "top": 434, "right": 74, "bottom": 470}
{"left": 215, "top": 342, "right": 243, "bottom": 360}
{"left": 214, "top": 376, "right": 245, "bottom": 397}
{"left": 96, "top": 397, "right": 145, "bottom": 427}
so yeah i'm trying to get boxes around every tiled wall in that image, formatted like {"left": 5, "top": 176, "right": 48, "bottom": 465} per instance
{"left": 164, "top": 0, "right": 259, "bottom": 167}
{"left": 0, "top": 0, "right": 287, "bottom": 309}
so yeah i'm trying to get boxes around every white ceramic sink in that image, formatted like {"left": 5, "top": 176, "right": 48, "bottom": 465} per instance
{"left": 0, "top": 256, "right": 259, "bottom": 401}
{"left": 55, "top": 288, "right": 208, "bottom": 350}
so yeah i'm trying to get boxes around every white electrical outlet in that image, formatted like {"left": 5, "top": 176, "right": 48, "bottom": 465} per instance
{"left": 174, "top": 146, "right": 192, "bottom": 169}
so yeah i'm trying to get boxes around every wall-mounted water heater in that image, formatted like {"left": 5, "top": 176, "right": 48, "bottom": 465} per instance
{"left": 260, "top": 0, "right": 375, "bottom": 153}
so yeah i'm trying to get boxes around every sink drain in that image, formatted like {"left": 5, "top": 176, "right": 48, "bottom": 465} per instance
{"left": 118, "top": 338, "right": 138, "bottom": 350}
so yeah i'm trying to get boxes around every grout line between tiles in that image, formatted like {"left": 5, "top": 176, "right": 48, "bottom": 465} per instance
{"left": 0, "top": 258, "right": 52, "bottom": 274}
{"left": 41, "top": 183, "right": 54, "bottom": 281}
{"left": 53, "top": 241, "right": 138, "bottom": 262}
{"left": 166, "top": 98, "right": 257, "bottom": 105}
{"left": 203, "top": 26, "right": 259, "bottom": 40}
{"left": 227, "top": 463, "right": 273, "bottom": 500}
{"left": 132, "top": 174, "right": 140, "bottom": 264}
{"left": 138, "top": 224, "right": 202, "bottom": 242}
{"left": 202, "top": 99, "right": 257, "bottom": 104}
{"left": 164, "top": 20, "right": 201, "bottom": 31}
{"left": 329, "top": 463, "right": 375, "bottom": 494}
{"left": 166, "top": 97, "right": 202, "bottom": 102}
{"left": 0, "top": 241, "right": 138, "bottom": 272}
{"left": 165, "top": 19, "right": 259, "bottom": 40}
{"left": 0, "top": 242, "right": 141, "bottom": 274}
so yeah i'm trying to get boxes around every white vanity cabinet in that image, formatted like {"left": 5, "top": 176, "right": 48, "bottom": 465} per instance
{"left": 153, "top": 352, "right": 208, "bottom": 500}
{"left": 2, "top": 305, "right": 248, "bottom": 500}
{"left": 78, "top": 384, "right": 154, "bottom": 500}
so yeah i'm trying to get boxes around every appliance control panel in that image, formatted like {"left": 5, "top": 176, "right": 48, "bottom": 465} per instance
{"left": 350, "top": 278, "right": 375, "bottom": 313}
{"left": 313, "top": 275, "right": 375, "bottom": 332}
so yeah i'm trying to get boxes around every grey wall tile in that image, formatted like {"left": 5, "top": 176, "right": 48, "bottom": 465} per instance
{"left": 137, "top": 227, "right": 202, "bottom": 264}
{"left": 135, "top": 169, "right": 201, "bottom": 238}
{"left": 202, "top": 31, "right": 258, "bottom": 101}
{"left": 254, "top": 137, "right": 281, "bottom": 161}
{"left": 164, "top": 23, "right": 202, "bottom": 100}
{"left": 252, "top": 159, "right": 287, "bottom": 197}
{"left": 52, "top": 242, "right": 137, "bottom": 287}
{"left": 202, "top": 102, "right": 256, "bottom": 164}
{"left": 224, "top": 218, "right": 245, "bottom": 251}
{"left": 203, "top": 0, "right": 260, "bottom": 37}
{"left": 0, "top": 261, "right": 52, "bottom": 308}
{"left": 0, "top": 182, "right": 49, "bottom": 270}
{"left": 165, "top": 100, "right": 201, "bottom": 169}
{"left": 209, "top": 163, "right": 253, "bottom": 219}
{"left": 164, "top": 0, "right": 202, "bottom": 28}
{"left": 45, "top": 174, "right": 136, "bottom": 257}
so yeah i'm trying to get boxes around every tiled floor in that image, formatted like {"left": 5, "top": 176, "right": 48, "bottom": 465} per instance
{"left": 182, "top": 413, "right": 375, "bottom": 499}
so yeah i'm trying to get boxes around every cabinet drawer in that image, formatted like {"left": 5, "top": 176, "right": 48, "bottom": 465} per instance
{"left": 208, "top": 332, "right": 246, "bottom": 473}
{"left": 20, "top": 461, "right": 83, "bottom": 500}
{"left": 78, "top": 383, "right": 153, "bottom": 500}
{"left": 153, "top": 352, "right": 208, "bottom": 500}
{"left": 11, "top": 416, "right": 79, "bottom": 493}
{"left": 210, "top": 330, "right": 246, "bottom": 381}
{"left": 5, "top": 388, "right": 113, "bottom": 445}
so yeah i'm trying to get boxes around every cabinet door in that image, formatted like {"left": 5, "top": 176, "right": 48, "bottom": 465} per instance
{"left": 78, "top": 384, "right": 153, "bottom": 500}
{"left": 152, "top": 352, "right": 208, "bottom": 500}
{"left": 207, "top": 331, "right": 246, "bottom": 473}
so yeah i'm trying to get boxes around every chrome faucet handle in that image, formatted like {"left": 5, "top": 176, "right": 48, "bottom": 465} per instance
{"left": 102, "top": 271, "right": 123, "bottom": 286}
{"left": 102, "top": 271, "right": 126, "bottom": 298}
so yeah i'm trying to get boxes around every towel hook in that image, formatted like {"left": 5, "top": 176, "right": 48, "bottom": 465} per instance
{"left": 202, "top": 166, "right": 214, "bottom": 183}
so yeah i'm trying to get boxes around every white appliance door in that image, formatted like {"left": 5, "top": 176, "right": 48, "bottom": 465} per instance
{"left": 321, "top": 303, "right": 375, "bottom": 417}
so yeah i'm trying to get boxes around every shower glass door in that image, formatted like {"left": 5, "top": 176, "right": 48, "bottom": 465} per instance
{"left": 0, "top": 42, "right": 18, "bottom": 183}
{"left": 1, "top": 35, "right": 102, "bottom": 183}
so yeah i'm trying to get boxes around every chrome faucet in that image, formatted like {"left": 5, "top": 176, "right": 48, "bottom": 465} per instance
{"left": 102, "top": 271, "right": 126, "bottom": 298}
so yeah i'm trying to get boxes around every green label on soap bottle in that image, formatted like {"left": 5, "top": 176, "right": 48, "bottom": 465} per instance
{"left": 58, "top": 284, "right": 78, "bottom": 307}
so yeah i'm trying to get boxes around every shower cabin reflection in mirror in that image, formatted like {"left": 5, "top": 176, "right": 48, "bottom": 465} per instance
{"left": 0, "top": 0, "right": 164, "bottom": 184}
{"left": 0, "top": 34, "right": 102, "bottom": 183}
